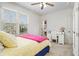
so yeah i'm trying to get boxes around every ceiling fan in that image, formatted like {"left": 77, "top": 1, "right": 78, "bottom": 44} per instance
{"left": 31, "top": 2, "right": 54, "bottom": 10}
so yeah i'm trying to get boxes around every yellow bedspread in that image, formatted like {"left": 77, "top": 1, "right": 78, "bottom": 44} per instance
{"left": 0, "top": 37, "right": 51, "bottom": 56}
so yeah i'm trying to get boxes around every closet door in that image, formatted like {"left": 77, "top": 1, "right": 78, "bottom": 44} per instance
{"left": 73, "top": 2, "right": 79, "bottom": 56}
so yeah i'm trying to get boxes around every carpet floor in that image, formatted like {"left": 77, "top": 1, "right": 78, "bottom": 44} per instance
{"left": 46, "top": 42, "right": 73, "bottom": 56}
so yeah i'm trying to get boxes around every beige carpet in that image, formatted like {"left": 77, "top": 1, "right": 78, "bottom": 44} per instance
{"left": 46, "top": 42, "right": 73, "bottom": 56}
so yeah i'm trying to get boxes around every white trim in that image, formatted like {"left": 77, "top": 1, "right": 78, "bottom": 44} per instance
{"left": 73, "top": 2, "right": 79, "bottom": 56}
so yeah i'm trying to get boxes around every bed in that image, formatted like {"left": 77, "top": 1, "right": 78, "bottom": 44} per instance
{"left": 0, "top": 37, "right": 51, "bottom": 56}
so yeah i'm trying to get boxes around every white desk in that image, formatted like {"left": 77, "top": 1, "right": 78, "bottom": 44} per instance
{"left": 47, "top": 31, "right": 64, "bottom": 45}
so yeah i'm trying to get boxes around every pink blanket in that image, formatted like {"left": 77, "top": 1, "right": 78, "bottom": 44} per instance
{"left": 18, "top": 34, "right": 48, "bottom": 42}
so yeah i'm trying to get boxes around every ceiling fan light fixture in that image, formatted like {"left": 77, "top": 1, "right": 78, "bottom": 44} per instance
{"left": 43, "top": 3, "right": 47, "bottom": 8}
{"left": 40, "top": 3, "right": 42, "bottom": 7}
{"left": 40, "top": 2, "right": 47, "bottom": 8}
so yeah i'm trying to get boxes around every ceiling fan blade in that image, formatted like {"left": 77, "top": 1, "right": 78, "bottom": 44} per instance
{"left": 31, "top": 2, "right": 40, "bottom": 5}
{"left": 46, "top": 3, "right": 54, "bottom": 6}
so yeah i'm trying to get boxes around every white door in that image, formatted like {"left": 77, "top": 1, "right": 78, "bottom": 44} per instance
{"left": 73, "top": 2, "right": 79, "bottom": 56}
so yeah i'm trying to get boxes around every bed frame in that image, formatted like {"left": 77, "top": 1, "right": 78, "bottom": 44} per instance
{"left": 35, "top": 46, "right": 50, "bottom": 56}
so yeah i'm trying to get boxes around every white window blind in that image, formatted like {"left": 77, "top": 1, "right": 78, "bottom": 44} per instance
{"left": 3, "top": 9, "right": 16, "bottom": 23}
{"left": 20, "top": 15, "right": 27, "bottom": 24}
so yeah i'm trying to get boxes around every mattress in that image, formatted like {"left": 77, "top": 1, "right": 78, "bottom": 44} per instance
{"left": 0, "top": 37, "right": 51, "bottom": 56}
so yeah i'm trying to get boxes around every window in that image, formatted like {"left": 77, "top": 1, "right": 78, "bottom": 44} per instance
{"left": 2, "top": 8, "right": 17, "bottom": 34}
{"left": 19, "top": 14, "right": 27, "bottom": 34}
{"left": 1, "top": 8, "right": 28, "bottom": 35}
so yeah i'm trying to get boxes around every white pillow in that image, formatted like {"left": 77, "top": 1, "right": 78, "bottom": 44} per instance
{"left": 0, "top": 43, "right": 4, "bottom": 53}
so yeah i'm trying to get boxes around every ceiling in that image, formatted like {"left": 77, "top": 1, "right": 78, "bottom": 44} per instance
{"left": 16, "top": 2, "right": 74, "bottom": 15}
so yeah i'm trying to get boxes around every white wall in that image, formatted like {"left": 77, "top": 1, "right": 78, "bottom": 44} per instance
{"left": 42, "top": 8, "right": 73, "bottom": 44}
{"left": 0, "top": 2, "right": 41, "bottom": 35}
